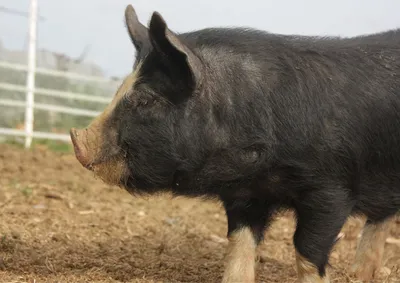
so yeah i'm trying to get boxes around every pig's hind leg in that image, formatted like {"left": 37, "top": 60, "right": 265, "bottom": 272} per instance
{"left": 350, "top": 216, "right": 395, "bottom": 281}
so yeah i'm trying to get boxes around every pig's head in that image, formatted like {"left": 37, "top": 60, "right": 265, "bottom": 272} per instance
{"left": 70, "top": 5, "right": 209, "bottom": 192}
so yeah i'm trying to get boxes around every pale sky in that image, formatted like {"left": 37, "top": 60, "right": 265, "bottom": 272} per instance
{"left": 1, "top": 0, "right": 400, "bottom": 77}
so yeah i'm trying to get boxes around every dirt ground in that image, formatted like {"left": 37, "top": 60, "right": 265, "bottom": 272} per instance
{"left": 0, "top": 143, "right": 399, "bottom": 283}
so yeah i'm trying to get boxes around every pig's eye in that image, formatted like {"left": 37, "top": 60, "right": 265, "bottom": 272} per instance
{"left": 122, "top": 94, "right": 133, "bottom": 105}
{"left": 136, "top": 99, "right": 149, "bottom": 107}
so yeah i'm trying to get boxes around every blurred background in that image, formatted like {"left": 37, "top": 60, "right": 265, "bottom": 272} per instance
{"left": 1, "top": 0, "right": 400, "bottom": 151}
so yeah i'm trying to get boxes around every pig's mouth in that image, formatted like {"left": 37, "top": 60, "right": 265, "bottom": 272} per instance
{"left": 70, "top": 128, "right": 129, "bottom": 186}
{"left": 70, "top": 128, "right": 123, "bottom": 170}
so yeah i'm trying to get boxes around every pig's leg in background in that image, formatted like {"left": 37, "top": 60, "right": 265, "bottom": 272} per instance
{"left": 350, "top": 216, "right": 394, "bottom": 281}
{"left": 221, "top": 199, "right": 275, "bottom": 283}
{"left": 293, "top": 188, "right": 352, "bottom": 283}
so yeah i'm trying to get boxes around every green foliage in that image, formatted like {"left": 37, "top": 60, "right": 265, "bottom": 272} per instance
{"left": 32, "top": 138, "right": 73, "bottom": 153}
{"left": 20, "top": 186, "right": 33, "bottom": 197}
{"left": 2, "top": 137, "right": 73, "bottom": 153}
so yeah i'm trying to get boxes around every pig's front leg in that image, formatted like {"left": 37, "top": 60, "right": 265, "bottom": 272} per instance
{"left": 221, "top": 199, "right": 274, "bottom": 283}
{"left": 222, "top": 227, "right": 257, "bottom": 283}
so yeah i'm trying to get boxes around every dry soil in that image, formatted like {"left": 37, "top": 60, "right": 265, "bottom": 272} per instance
{"left": 0, "top": 143, "right": 399, "bottom": 282}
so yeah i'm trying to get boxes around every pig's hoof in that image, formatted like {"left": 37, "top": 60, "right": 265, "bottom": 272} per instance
{"left": 350, "top": 262, "right": 377, "bottom": 282}
{"left": 295, "top": 278, "right": 330, "bottom": 283}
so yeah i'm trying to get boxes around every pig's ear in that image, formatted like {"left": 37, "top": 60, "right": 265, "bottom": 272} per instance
{"left": 148, "top": 12, "right": 203, "bottom": 88}
{"left": 124, "top": 5, "right": 150, "bottom": 53}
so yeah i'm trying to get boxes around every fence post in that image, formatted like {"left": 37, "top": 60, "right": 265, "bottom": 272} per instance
{"left": 24, "top": 0, "right": 38, "bottom": 149}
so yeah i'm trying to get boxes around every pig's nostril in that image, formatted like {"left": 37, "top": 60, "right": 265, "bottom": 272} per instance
{"left": 69, "top": 128, "right": 77, "bottom": 139}
{"left": 69, "top": 128, "right": 88, "bottom": 167}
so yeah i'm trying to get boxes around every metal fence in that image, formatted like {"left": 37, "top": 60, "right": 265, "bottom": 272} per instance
{"left": 0, "top": 61, "right": 115, "bottom": 144}
{"left": 0, "top": 0, "right": 119, "bottom": 148}
{"left": 0, "top": 60, "right": 118, "bottom": 146}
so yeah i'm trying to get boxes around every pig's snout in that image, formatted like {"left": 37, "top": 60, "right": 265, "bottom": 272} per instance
{"left": 70, "top": 128, "right": 91, "bottom": 169}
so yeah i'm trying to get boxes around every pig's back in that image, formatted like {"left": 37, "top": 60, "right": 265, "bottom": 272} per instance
{"left": 181, "top": 27, "right": 400, "bottom": 178}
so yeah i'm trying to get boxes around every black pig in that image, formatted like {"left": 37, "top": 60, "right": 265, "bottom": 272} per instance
{"left": 70, "top": 5, "right": 400, "bottom": 283}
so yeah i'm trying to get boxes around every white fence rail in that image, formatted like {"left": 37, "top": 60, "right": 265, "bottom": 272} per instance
{"left": 0, "top": 98, "right": 102, "bottom": 117}
{"left": 23, "top": 0, "right": 37, "bottom": 148}
{"left": 0, "top": 0, "right": 121, "bottom": 148}
{"left": 0, "top": 82, "right": 112, "bottom": 103}
{"left": 0, "top": 60, "right": 119, "bottom": 146}
{"left": 0, "top": 61, "right": 119, "bottom": 84}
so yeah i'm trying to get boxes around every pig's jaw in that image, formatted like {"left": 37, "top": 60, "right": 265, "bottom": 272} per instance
{"left": 82, "top": 144, "right": 129, "bottom": 186}
{"left": 70, "top": 127, "right": 129, "bottom": 186}
{"left": 88, "top": 155, "right": 129, "bottom": 186}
